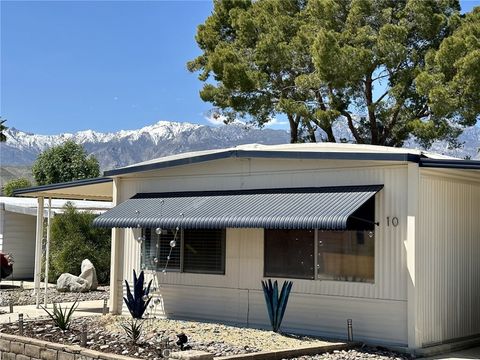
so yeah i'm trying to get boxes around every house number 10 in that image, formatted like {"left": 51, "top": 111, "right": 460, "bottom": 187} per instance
{"left": 386, "top": 217, "right": 399, "bottom": 227}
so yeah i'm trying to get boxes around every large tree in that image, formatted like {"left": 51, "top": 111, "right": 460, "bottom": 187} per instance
{"left": 189, "top": 0, "right": 478, "bottom": 146}
{"left": 415, "top": 6, "right": 480, "bottom": 145}
{"left": 32, "top": 140, "right": 100, "bottom": 185}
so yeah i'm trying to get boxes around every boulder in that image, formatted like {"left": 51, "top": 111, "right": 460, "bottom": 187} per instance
{"left": 56, "top": 273, "right": 90, "bottom": 293}
{"left": 79, "top": 259, "right": 98, "bottom": 290}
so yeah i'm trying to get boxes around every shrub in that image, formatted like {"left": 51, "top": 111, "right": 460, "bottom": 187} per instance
{"left": 3, "top": 177, "right": 32, "bottom": 196}
{"left": 49, "top": 203, "right": 111, "bottom": 284}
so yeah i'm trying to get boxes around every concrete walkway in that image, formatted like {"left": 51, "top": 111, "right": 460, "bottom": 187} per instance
{"left": 0, "top": 299, "right": 105, "bottom": 324}
{"left": 425, "top": 346, "right": 480, "bottom": 359}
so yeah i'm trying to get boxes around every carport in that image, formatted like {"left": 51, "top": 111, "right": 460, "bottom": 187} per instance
{"left": 12, "top": 177, "right": 113, "bottom": 308}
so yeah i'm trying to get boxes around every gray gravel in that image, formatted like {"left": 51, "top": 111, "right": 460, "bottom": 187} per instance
{"left": 285, "top": 347, "right": 414, "bottom": 359}
{"left": 0, "top": 286, "right": 109, "bottom": 307}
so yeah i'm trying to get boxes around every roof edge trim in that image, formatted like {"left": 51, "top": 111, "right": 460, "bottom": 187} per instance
{"left": 13, "top": 177, "right": 113, "bottom": 196}
{"left": 104, "top": 149, "right": 421, "bottom": 177}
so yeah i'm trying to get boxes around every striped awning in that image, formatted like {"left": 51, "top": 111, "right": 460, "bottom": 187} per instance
{"left": 92, "top": 185, "right": 383, "bottom": 230}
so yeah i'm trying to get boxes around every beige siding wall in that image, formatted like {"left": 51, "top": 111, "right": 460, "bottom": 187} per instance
{"left": 417, "top": 171, "right": 480, "bottom": 346}
{"left": 118, "top": 158, "right": 409, "bottom": 345}
{"left": 2, "top": 211, "right": 36, "bottom": 279}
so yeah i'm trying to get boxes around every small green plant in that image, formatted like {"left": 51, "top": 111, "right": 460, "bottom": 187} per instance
{"left": 124, "top": 270, "right": 152, "bottom": 319}
{"left": 41, "top": 300, "right": 78, "bottom": 330}
{"left": 261, "top": 279, "right": 293, "bottom": 332}
{"left": 120, "top": 319, "right": 143, "bottom": 345}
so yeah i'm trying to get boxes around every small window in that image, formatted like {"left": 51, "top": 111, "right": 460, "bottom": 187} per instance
{"left": 264, "top": 229, "right": 315, "bottom": 279}
{"left": 141, "top": 228, "right": 225, "bottom": 275}
{"left": 142, "top": 228, "right": 181, "bottom": 271}
{"left": 317, "top": 230, "right": 374, "bottom": 283}
{"left": 183, "top": 229, "right": 226, "bottom": 274}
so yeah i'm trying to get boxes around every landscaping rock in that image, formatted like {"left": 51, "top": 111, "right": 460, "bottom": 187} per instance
{"left": 56, "top": 273, "right": 90, "bottom": 292}
{"left": 79, "top": 259, "right": 98, "bottom": 290}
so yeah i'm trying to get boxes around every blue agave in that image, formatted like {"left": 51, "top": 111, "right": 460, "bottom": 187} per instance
{"left": 124, "top": 270, "right": 153, "bottom": 319}
{"left": 261, "top": 279, "right": 293, "bottom": 332}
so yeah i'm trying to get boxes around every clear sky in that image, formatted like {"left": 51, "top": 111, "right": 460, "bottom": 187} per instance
{"left": 2, "top": 0, "right": 480, "bottom": 135}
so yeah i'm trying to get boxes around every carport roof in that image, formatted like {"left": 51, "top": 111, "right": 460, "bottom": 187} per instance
{"left": 12, "top": 177, "right": 113, "bottom": 201}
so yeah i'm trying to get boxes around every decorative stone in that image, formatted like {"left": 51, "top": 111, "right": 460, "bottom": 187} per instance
{"left": 79, "top": 259, "right": 98, "bottom": 290}
{"left": 169, "top": 350, "right": 213, "bottom": 360}
{"left": 56, "top": 273, "right": 90, "bottom": 293}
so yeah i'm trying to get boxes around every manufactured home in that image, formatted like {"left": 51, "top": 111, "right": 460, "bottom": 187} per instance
{"left": 14, "top": 143, "right": 480, "bottom": 352}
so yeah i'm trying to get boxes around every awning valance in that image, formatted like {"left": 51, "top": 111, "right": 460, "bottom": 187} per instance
{"left": 93, "top": 185, "right": 383, "bottom": 230}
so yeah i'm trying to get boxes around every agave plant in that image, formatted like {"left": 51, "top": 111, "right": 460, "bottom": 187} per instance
{"left": 261, "top": 279, "right": 293, "bottom": 332}
{"left": 41, "top": 300, "right": 78, "bottom": 331}
{"left": 120, "top": 319, "right": 144, "bottom": 345}
{"left": 124, "top": 270, "right": 153, "bottom": 319}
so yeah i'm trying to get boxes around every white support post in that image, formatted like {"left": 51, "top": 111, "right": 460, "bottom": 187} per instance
{"left": 34, "top": 196, "right": 44, "bottom": 308}
{"left": 44, "top": 198, "right": 52, "bottom": 308}
{"left": 109, "top": 178, "right": 123, "bottom": 314}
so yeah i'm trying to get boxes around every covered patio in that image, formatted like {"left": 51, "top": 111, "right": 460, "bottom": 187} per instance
{"left": 12, "top": 177, "right": 113, "bottom": 308}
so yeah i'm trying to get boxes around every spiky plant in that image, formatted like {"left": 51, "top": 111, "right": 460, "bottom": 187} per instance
{"left": 261, "top": 279, "right": 293, "bottom": 332}
{"left": 123, "top": 270, "right": 152, "bottom": 319}
{"left": 41, "top": 300, "right": 78, "bottom": 330}
{"left": 120, "top": 319, "right": 143, "bottom": 345}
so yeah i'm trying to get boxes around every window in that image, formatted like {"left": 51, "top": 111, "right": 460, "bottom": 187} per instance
{"left": 317, "top": 230, "right": 374, "bottom": 283}
{"left": 264, "top": 229, "right": 315, "bottom": 279}
{"left": 142, "top": 228, "right": 226, "bottom": 275}
{"left": 142, "top": 228, "right": 181, "bottom": 271}
{"left": 264, "top": 229, "right": 375, "bottom": 283}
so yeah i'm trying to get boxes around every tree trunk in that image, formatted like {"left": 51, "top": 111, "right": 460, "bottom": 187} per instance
{"left": 287, "top": 114, "right": 299, "bottom": 143}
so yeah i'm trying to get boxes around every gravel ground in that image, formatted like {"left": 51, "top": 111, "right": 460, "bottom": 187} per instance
{"left": 285, "top": 346, "right": 414, "bottom": 359}
{"left": 0, "top": 315, "right": 413, "bottom": 359}
{"left": 0, "top": 286, "right": 109, "bottom": 307}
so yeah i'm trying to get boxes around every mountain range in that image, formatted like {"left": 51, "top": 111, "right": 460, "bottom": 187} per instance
{"left": 1, "top": 120, "right": 479, "bottom": 178}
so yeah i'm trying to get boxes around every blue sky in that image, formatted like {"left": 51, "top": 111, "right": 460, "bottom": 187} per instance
{"left": 2, "top": 0, "right": 480, "bottom": 135}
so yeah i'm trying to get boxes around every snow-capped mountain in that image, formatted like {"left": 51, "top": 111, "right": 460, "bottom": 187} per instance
{"left": 1, "top": 120, "right": 479, "bottom": 173}
{"left": 0, "top": 121, "right": 291, "bottom": 170}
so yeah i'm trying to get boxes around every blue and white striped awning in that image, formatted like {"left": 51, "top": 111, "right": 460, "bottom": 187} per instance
{"left": 92, "top": 185, "right": 382, "bottom": 230}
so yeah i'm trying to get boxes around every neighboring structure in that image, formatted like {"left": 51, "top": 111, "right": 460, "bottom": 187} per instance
{"left": 14, "top": 143, "right": 480, "bottom": 352}
{"left": 0, "top": 197, "right": 111, "bottom": 279}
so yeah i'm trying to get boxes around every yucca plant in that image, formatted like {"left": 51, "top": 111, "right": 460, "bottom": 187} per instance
{"left": 261, "top": 279, "right": 293, "bottom": 332}
{"left": 123, "top": 270, "right": 152, "bottom": 319}
{"left": 120, "top": 319, "right": 143, "bottom": 345}
{"left": 41, "top": 300, "right": 78, "bottom": 330}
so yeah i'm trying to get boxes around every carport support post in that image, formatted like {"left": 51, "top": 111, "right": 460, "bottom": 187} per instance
{"left": 44, "top": 198, "right": 52, "bottom": 308}
{"left": 109, "top": 178, "right": 123, "bottom": 314}
{"left": 34, "top": 196, "right": 44, "bottom": 308}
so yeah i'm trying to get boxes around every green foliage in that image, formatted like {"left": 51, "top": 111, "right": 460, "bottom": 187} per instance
{"left": 415, "top": 7, "right": 480, "bottom": 147}
{"left": 120, "top": 319, "right": 144, "bottom": 345}
{"left": 3, "top": 178, "right": 32, "bottom": 196}
{"left": 41, "top": 301, "right": 78, "bottom": 330}
{"left": 189, "top": 0, "right": 477, "bottom": 147}
{"left": 0, "top": 118, "right": 7, "bottom": 142}
{"left": 49, "top": 203, "right": 111, "bottom": 284}
{"left": 32, "top": 140, "right": 100, "bottom": 186}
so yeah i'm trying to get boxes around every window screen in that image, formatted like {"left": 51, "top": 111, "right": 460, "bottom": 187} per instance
{"left": 264, "top": 229, "right": 315, "bottom": 279}
{"left": 142, "top": 228, "right": 181, "bottom": 271}
{"left": 183, "top": 229, "right": 226, "bottom": 274}
{"left": 317, "top": 230, "right": 374, "bottom": 283}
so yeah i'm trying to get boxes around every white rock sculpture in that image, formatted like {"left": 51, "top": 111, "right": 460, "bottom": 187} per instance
{"left": 56, "top": 273, "right": 90, "bottom": 292}
{"left": 79, "top": 259, "right": 98, "bottom": 291}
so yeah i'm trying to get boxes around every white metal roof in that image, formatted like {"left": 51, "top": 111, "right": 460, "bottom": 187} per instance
{"left": 0, "top": 197, "right": 112, "bottom": 217}
{"left": 105, "top": 142, "right": 458, "bottom": 177}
